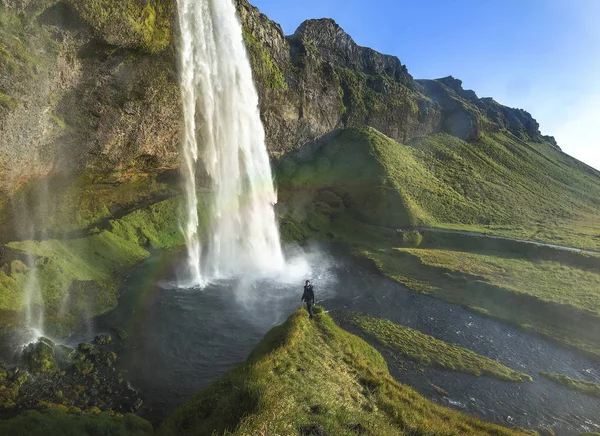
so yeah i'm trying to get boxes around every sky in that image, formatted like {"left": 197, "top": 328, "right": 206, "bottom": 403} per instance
{"left": 251, "top": 0, "right": 600, "bottom": 170}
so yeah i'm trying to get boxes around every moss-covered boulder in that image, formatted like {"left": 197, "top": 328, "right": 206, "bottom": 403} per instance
{"left": 21, "top": 338, "right": 59, "bottom": 376}
{"left": 93, "top": 333, "right": 112, "bottom": 346}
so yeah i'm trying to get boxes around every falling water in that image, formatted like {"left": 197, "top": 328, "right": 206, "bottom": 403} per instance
{"left": 9, "top": 191, "right": 46, "bottom": 341}
{"left": 176, "top": 0, "right": 284, "bottom": 286}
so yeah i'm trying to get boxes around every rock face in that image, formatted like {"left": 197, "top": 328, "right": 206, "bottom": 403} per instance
{"left": 0, "top": 0, "right": 180, "bottom": 200}
{"left": 234, "top": 1, "right": 551, "bottom": 151}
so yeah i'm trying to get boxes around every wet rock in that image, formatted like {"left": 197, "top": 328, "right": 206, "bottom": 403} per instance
{"left": 114, "top": 327, "right": 129, "bottom": 340}
{"left": 104, "top": 352, "right": 118, "bottom": 367}
{"left": 94, "top": 333, "right": 112, "bottom": 345}
{"left": 77, "top": 343, "right": 93, "bottom": 353}
{"left": 21, "top": 339, "right": 59, "bottom": 376}
{"left": 39, "top": 336, "right": 55, "bottom": 348}
{"left": 55, "top": 344, "right": 76, "bottom": 366}
{"left": 132, "top": 397, "right": 143, "bottom": 411}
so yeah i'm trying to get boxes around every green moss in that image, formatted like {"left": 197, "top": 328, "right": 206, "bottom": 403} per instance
{"left": 1, "top": 171, "right": 178, "bottom": 235}
{"left": 344, "top": 312, "right": 532, "bottom": 382}
{"left": 0, "top": 409, "right": 152, "bottom": 436}
{"left": 541, "top": 373, "right": 600, "bottom": 398}
{"left": 160, "top": 308, "right": 534, "bottom": 436}
{"left": 1, "top": 196, "right": 184, "bottom": 334}
{"left": 243, "top": 30, "right": 287, "bottom": 90}
{"left": 401, "top": 230, "right": 423, "bottom": 247}
{"left": 0, "top": 91, "right": 18, "bottom": 110}
{"left": 335, "top": 67, "right": 423, "bottom": 124}
{"left": 65, "top": 0, "right": 174, "bottom": 53}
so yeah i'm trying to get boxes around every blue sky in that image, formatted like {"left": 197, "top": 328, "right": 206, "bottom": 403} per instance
{"left": 251, "top": 0, "right": 600, "bottom": 170}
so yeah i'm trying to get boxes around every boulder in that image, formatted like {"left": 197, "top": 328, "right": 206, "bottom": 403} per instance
{"left": 94, "top": 333, "right": 112, "bottom": 345}
{"left": 21, "top": 338, "right": 59, "bottom": 376}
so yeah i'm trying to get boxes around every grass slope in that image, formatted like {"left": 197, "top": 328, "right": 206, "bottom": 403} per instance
{"left": 0, "top": 197, "right": 184, "bottom": 334}
{"left": 343, "top": 312, "right": 532, "bottom": 382}
{"left": 540, "top": 373, "right": 600, "bottom": 399}
{"left": 0, "top": 409, "right": 152, "bottom": 436}
{"left": 277, "top": 126, "right": 600, "bottom": 251}
{"left": 160, "top": 308, "right": 535, "bottom": 436}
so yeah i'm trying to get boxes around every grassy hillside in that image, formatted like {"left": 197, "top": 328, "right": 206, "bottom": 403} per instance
{"left": 358, "top": 243, "right": 600, "bottom": 359}
{"left": 0, "top": 409, "right": 152, "bottom": 436}
{"left": 160, "top": 308, "right": 534, "bottom": 436}
{"left": 341, "top": 312, "right": 532, "bottom": 382}
{"left": 277, "top": 126, "right": 600, "bottom": 251}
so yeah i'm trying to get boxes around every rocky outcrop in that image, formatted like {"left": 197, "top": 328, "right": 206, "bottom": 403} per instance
{"left": 417, "top": 76, "right": 547, "bottom": 142}
{"left": 0, "top": 0, "right": 180, "bottom": 201}
{"left": 236, "top": 3, "right": 547, "bottom": 151}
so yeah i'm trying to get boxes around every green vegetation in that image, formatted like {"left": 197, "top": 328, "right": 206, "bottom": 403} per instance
{"left": 395, "top": 248, "right": 600, "bottom": 316}
{"left": 343, "top": 312, "right": 532, "bottom": 382}
{"left": 0, "top": 196, "right": 185, "bottom": 334}
{"left": 541, "top": 373, "right": 600, "bottom": 398}
{"left": 0, "top": 91, "right": 18, "bottom": 110}
{"left": 243, "top": 30, "right": 287, "bottom": 90}
{"left": 277, "top": 125, "right": 600, "bottom": 359}
{"left": 0, "top": 171, "right": 179, "bottom": 236}
{"left": 160, "top": 308, "right": 534, "bottom": 436}
{"left": 402, "top": 230, "right": 423, "bottom": 247}
{"left": 360, "top": 245, "right": 600, "bottom": 359}
{"left": 0, "top": 409, "right": 152, "bottom": 436}
{"left": 65, "top": 0, "right": 174, "bottom": 53}
{"left": 335, "top": 67, "right": 422, "bottom": 123}
{"left": 277, "top": 126, "right": 600, "bottom": 251}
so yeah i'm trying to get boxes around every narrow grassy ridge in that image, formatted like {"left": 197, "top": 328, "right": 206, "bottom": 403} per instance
{"left": 160, "top": 308, "right": 535, "bottom": 436}
{"left": 342, "top": 312, "right": 532, "bottom": 382}
{"left": 540, "top": 373, "right": 600, "bottom": 399}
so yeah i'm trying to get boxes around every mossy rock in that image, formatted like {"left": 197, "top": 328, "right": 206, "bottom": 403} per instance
{"left": 64, "top": 0, "right": 175, "bottom": 53}
{"left": 93, "top": 333, "right": 111, "bottom": 345}
{"left": 54, "top": 345, "right": 76, "bottom": 366}
{"left": 401, "top": 230, "right": 423, "bottom": 247}
{"left": 21, "top": 339, "right": 59, "bottom": 376}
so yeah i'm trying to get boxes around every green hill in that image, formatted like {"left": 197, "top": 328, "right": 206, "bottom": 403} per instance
{"left": 160, "top": 308, "right": 535, "bottom": 436}
{"left": 277, "top": 126, "right": 600, "bottom": 251}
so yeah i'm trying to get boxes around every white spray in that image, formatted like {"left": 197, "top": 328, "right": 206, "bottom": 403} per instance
{"left": 176, "top": 0, "right": 284, "bottom": 286}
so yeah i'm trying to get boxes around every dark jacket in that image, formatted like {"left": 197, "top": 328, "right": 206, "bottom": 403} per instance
{"left": 301, "top": 285, "right": 315, "bottom": 304}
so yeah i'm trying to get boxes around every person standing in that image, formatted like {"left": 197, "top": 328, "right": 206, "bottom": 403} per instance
{"left": 301, "top": 280, "right": 315, "bottom": 319}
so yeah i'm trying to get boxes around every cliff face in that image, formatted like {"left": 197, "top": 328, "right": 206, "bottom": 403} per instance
{"left": 0, "top": 0, "right": 180, "bottom": 201}
{"left": 235, "top": 0, "right": 552, "bottom": 150}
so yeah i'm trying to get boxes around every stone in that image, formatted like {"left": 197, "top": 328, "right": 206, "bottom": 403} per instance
{"left": 55, "top": 344, "right": 76, "bottom": 366}
{"left": 21, "top": 340, "right": 59, "bottom": 376}
{"left": 94, "top": 333, "right": 112, "bottom": 345}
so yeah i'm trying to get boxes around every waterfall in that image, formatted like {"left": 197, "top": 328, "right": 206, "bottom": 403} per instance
{"left": 176, "top": 0, "right": 284, "bottom": 286}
